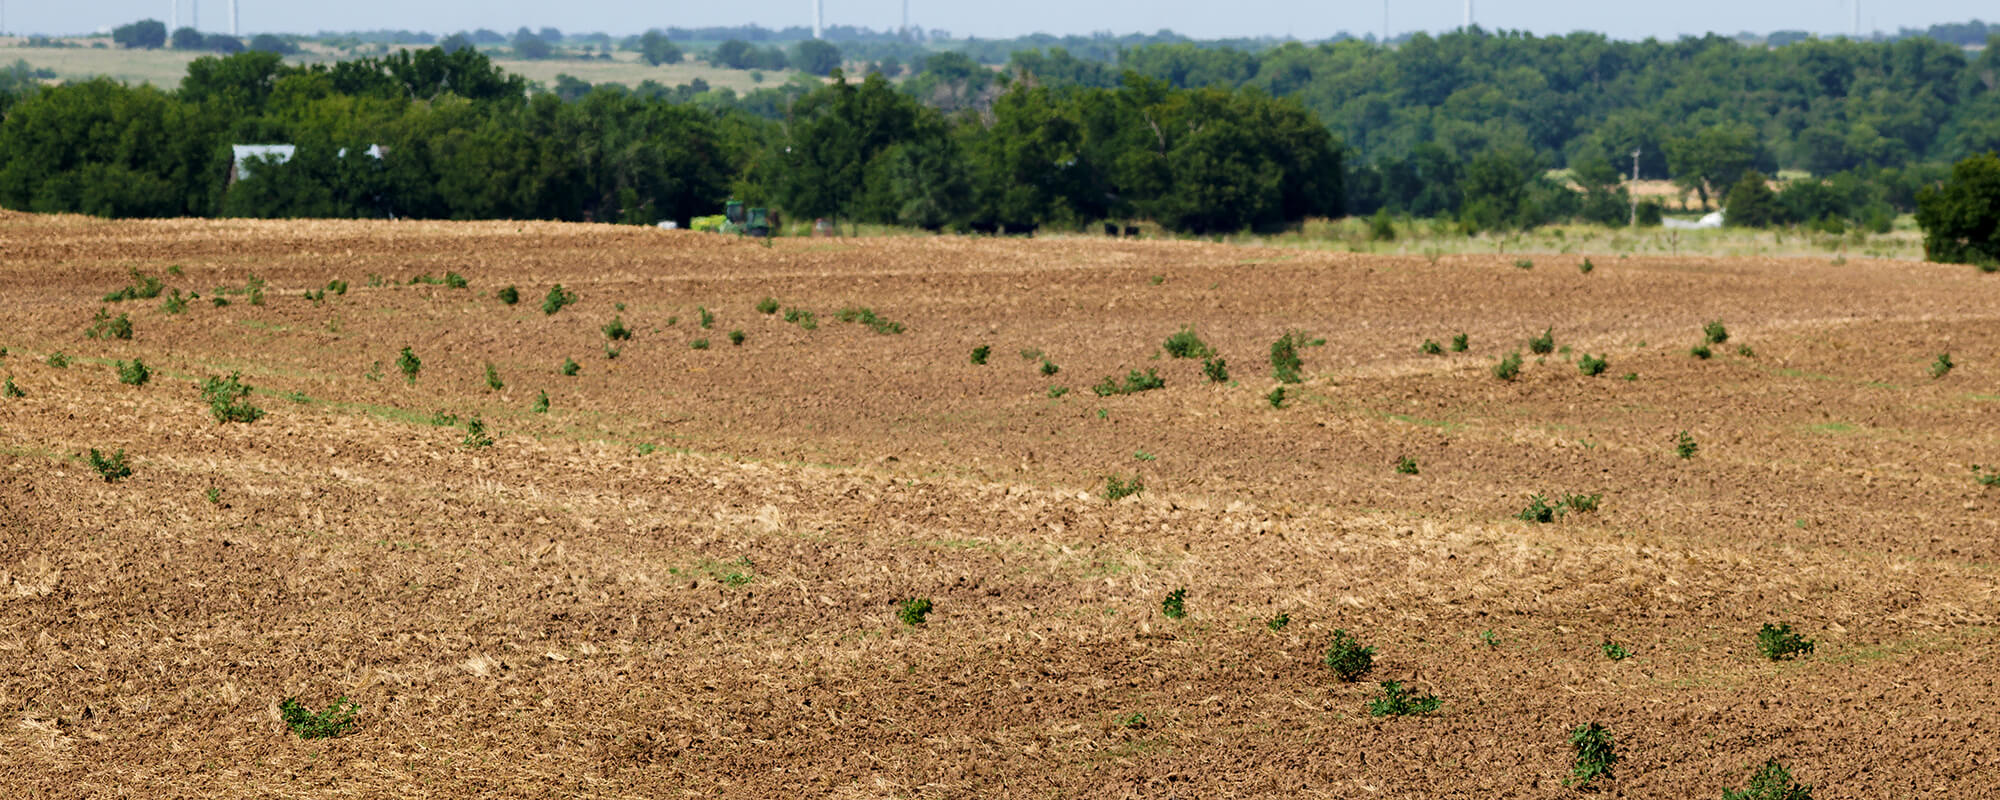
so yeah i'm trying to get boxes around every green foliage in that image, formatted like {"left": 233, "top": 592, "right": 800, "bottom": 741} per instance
{"left": 1738, "top": 345, "right": 1757, "bottom": 358}
{"left": 1577, "top": 353, "right": 1608, "bottom": 376}
{"left": 1691, "top": 344, "right": 1714, "bottom": 359}
{"left": 1369, "top": 210, "right": 1396, "bottom": 241}
{"left": 1450, "top": 333, "right": 1469, "bottom": 352}
{"left": 1677, "top": 430, "right": 1699, "bottom": 459}
{"left": 2, "top": 376, "right": 21, "bottom": 398}
{"left": 729, "top": 329, "right": 746, "bottom": 346}
{"left": 1721, "top": 759, "right": 1814, "bottom": 800}
{"left": 397, "top": 347, "right": 421, "bottom": 382}
{"left": 45, "top": 351, "right": 69, "bottom": 369}
{"left": 1421, "top": 338, "right": 1443, "bottom": 355}
{"left": 1104, "top": 474, "right": 1144, "bottom": 501}
{"left": 1269, "top": 331, "right": 1306, "bottom": 383}
{"left": 1116, "top": 711, "right": 1149, "bottom": 729}
{"left": 756, "top": 297, "right": 781, "bottom": 314}
{"left": 1040, "top": 359, "right": 1060, "bottom": 377}
{"left": 1265, "top": 386, "right": 1287, "bottom": 408}
{"left": 88, "top": 448, "right": 132, "bottom": 482}
{"left": 542, "top": 285, "right": 577, "bottom": 315}
{"left": 690, "top": 339, "right": 710, "bottom": 350}
{"left": 117, "top": 358, "right": 150, "bottom": 386}
{"left": 279, "top": 697, "right": 359, "bottom": 740}
{"left": 443, "top": 271, "right": 468, "bottom": 289}
{"left": 560, "top": 357, "right": 580, "bottom": 376}
{"left": 697, "top": 306, "right": 715, "bottom": 329}
{"left": 602, "top": 315, "right": 631, "bottom": 340}
{"left": 1091, "top": 369, "right": 1165, "bottom": 397}
{"left": 496, "top": 285, "right": 519, "bottom": 305}
{"left": 1567, "top": 723, "right": 1620, "bottom": 788}
{"left": 484, "top": 363, "right": 503, "bottom": 391}
{"left": 783, "top": 308, "right": 818, "bottom": 330}
{"left": 103, "top": 269, "right": 166, "bottom": 302}
{"left": 1528, "top": 327, "right": 1555, "bottom": 354}
{"left": 1162, "top": 326, "right": 1212, "bottom": 359}
{"left": 1931, "top": 353, "right": 1954, "bottom": 379}
{"left": 1367, "top": 682, "right": 1441, "bottom": 717}
{"left": 1480, "top": 630, "right": 1501, "bottom": 648}
{"left": 970, "top": 345, "right": 991, "bottom": 365}
{"left": 160, "top": 290, "right": 188, "bottom": 315}
{"left": 1514, "top": 258, "right": 1534, "bottom": 270}
{"left": 1580, "top": 258, "right": 1595, "bottom": 274}
{"left": 1492, "top": 351, "right": 1522, "bottom": 381}
{"left": 1725, "top": 171, "right": 1787, "bottom": 227}
{"left": 1266, "top": 613, "right": 1290, "bottom": 632}
{"left": 461, "top": 417, "right": 494, "bottom": 449}
{"left": 532, "top": 390, "right": 549, "bottom": 414}
{"left": 1323, "top": 630, "right": 1375, "bottom": 682}
{"left": 836, "top": 306, "right": 903, "bottom": 334}
{"left": 1916, "top": 153, "right": 2000, "bottom": 267}
{"left": 199, "top": 373, "right": 264, "bottom": 423}
{"left": 1395, "top": 456, "right": 1419, "bottom": 475}
{"left": 205, "top": 487, "right": 222, "bottom": 505}
{"left": 1517, "top": 492, "right": 1600, "bottom": 523}
{"left": 1046, "top": 385, "right": 1070, "bottom": 398}
{"left": 897, "top": 597, "right": 933, "bottom": 626}
{"left": 1202, "top": 357, "right": 1229, "bottom": 383}
{"left": 1973, "top": 466, "right": 2000, "bottom": 488}
{"left": 1704, "top": 320, "right": 1730, "bottom": 345}
{"left": 1602, "top": 639, "right": 1631, "bottom": 661}
{"left": 1517, "top": 494, "right": 1560, "bottom": 523}
{"left": 1160, "top": 588, "right": 1187, "bottom": 620}
{"left": 327, "top": 279, "right": 347, "bottom": 296}
{"left": 1756, "top": 623, "right": 1815, "bottom": 661}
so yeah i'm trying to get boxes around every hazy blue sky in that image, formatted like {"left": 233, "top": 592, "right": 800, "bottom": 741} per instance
{"left": 9, "top": 0, "right": 1992, "bottom": 41}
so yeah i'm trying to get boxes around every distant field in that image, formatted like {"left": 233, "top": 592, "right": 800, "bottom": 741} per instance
{"left": 0, "top": 39, "right": 785, "bottom": 93}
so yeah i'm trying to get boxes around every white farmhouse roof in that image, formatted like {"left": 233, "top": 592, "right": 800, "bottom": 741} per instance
{"left": 229, "top": 145, "right": 297, "bottom": 183}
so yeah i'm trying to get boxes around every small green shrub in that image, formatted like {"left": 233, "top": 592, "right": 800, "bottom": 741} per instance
{"left": 1369, "top": 210, "right": 1396, "bottom": 241}
{"left": 696, "top": 306, "right": 715, "bottom": 329}
{"left": 1562, "top": 493, "right": 1602, "bottom": 513}
{"left": 1492, "top": 351, "right": 1523, "bottom": 381}
{"left": 1367, "top": 682, "right": 1441, "bottom": 717}
{"left": 327, "top": 279, "right": 347, "bottom": 296}
{"left": 245, "top": 274, "right": 265, "bottom": 306}
{"left": 1517, "top": 494, "right": 1559, "bottom": 523}
{"left": 1202, "top": 357, "right": 1229, "bottom": 383}
{"left": 1974, "top": 465, "right": 2000, "bottom": 487}
{"left": 729, "top": 329, "right": 745, "bottom": 346}
{"left": 1450, "top": 333, "right": 1469, "bottom": 352}
{"left": 1514, "top": 258, "right": 1534, "bottom": 270}
{"left": 541, "top": 284, "right": 577, "bottom": 315}
{"left": 783, "top": 307, "right": 817, "bottom": 330}
{"left": 1420, "top": 338, "right": 1443, "bottom": 355}
{"left": 1756, "top": 623, "right": 1815, "bottom": 661}
{"left": 1528, "top": 327, "right": 1555, "bottom": 355}
{"left": 1265, "top": 386, "right": 1287, "bottom": 408}
{"left": 1163, "top": 326, "right": 1212, "bottom": 359}
{"left": 1738, "top": 345, "right": 1757, "bottom": 357}
{"left": 756, "top": 296, "right": 780, "bottom": 314}
{"left": 1270, "top": 331, "right": 1306, "bottom": 383}
{"left": 160, "top": 290, "right": 188, "bottom": 314}
{"left": 1691, "top": 344, "right": 1713, "bottom": 359}
{"left": 444, "top": 271, "right": 468, "bottom": 289}
{"left": 1931, "top": 353, "right": 1954, "bottom": 379}
{"left": 45, "top": 351, "right": 70, "bottom": 369}
{"left": 1160, "top": 588, "right": 1187, "bottom": 620}
{"left": 602, "top": 315, "right": 631, "bottom": 340}
{"left": 1323, "top": 630, "right": 1375, "bottom": 682}
{"left": 1676, "top": 430, "right": 1698, "bottom": 459}
{"left": 88, "top": 448, "right": 131, "bottom": 482}
{"left": 462, "top": 417, "right": 494, "bottom": 449}
{"left": 211, "top": 295, "right": 230, "bottom": 308}
{"left": 1091, "top": 369, "right": 1165, "bottom": 397}
{"left": 2, "top": 376, "right": 22, "bottom": 398}
{"left": 1117, "top": 711, "right": 1149, "bottom": 729}
{"left": 279, "top": 697, "right": 359, "bottom": 740}
{"left": 205, "top": 487, "right": 222, "bottom": 505}
{"left": 117, "top": 359, "right": 150, "bottom": 386}
{"left": 200, "top": 373, "right": 264, "bottom": 423}
{"left": 397, "top": 347, "right": 421, "bottom": 383}
{"left": 1601, "top": 639, "right": 1631, "bottom": 661}
{"left": 1040, "top": 359, "right": 1060, "bottom": 377}
{"left": 103, "top": 268, "right": 166, "bottom": 302}
{"left": 560, "top": 357, "right": 580, "bottom": 376}
{"left": 1046, "top": 386, "right": 1069, "bottom": 398}
{"left": 1577, "top": 353, "right": 1608, "bottom": 376}
{"left": 87, "top": 308, "right": 135, "bottom": 340}
{"left": 1480, "top": 629, "right": 1501, "bottom": 648}
{"left": 690, "top": 338, "right": 710, "bottom": 350}
{"left": 898, "top": 598, "right": 933, "bottom": 626}
{"left": 1567, "top": 723, "right": 1619, "bottom": 788}
{"left": 1105, "top": 474, "right": 1143, "bottom": 501}
{"left": 836, "top": 306, "right": 903, "bottom": 334}
{"left": 1267, "top": 613, "right": 1290, "bottom": 631}
{"left": 1705, "top": 320, "right": 1730, "bottom": 345}
{"left": 970, "top": 345, "right": 991, "bottom": 364}
{"left": 1395, "top": 456, "right": 1419, "bottom": 475}
{"left": 484, "top": 363, "right": 503, "bottom": 391}
{"left": 428, "top": 411, "right": 460, "bottom": 427}
{"left": 1580, "top": 258, "right": 1595, "bottom": 274}
{"left": 532, "top": 390, "right": 549, "bottom": 413}
{"left": 497, "top": 285, "right": 519, "bottom": 305}
{"left": 1721, "top": 759, "right": 1814, "bottom": 800}
{"left": 1622, "top": 372, "right": 1638, "bottom": 381}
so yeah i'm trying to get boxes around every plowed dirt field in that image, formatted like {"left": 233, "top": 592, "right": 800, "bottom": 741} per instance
{"left": 2, "top": 213, "right": 1997, "bottom": 798}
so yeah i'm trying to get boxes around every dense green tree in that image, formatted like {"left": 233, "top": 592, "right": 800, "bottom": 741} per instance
{"left": 512, "top": 31, "right": 552, "bottom": 60}
{"left": 792, "top": 40, "right": 842, "bottom": 77}
{"left": 638, "top": 31, "right": 682, "bottom": 66}
{"left": 773, "top": 72, "right": 931, "bottom": 222}
{"left": 112, "top": 20, "right": 167, "bottom": 50}
{"left": 170, "top": 28, "right": 205, "bottom": 50}
{"left": 1667, "top": 124, "right": 1768, "bottom": 209}
{"left": 1917, "top": 152, "right": 2000, "bottom": 266}
{"left": 1724, "top": 172, "right": 1785, "bottom": 227}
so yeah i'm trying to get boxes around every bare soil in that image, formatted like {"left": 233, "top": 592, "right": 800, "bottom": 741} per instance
{"left": 2, "top": 213, "right": 1997, "bottom": 797}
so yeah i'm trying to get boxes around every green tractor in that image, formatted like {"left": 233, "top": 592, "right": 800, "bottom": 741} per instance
{"left": 722, "top": 200, "right": 773, "bottom": 237}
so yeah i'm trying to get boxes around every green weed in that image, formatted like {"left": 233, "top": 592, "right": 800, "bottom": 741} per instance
{"left": 2, "top": 376, "right": 21, "bottom": 398}
{"left": 532, "top": 390, "right": 549, "bottom": 414}
{"left": 1395, "top": 456, "right": 1419, "bottom": 475}
{"left": 1692, "top": 344, "right": 1714, "bottom": 359}
{"left": 461, "top": 417, "right": 494, "bottom": 449}
{"left": 1931, "top": 353, "right": 1954, "bottom": 379}
{"left": 1202, "top": 357, "right": 1229, "bottom": 383}
{"left": 1705, "top": 320, "right": 1730, "bottom": 345}
{"left": 1047, "top": 386, "right": 1070, "bottom": 398}
{"left": 1577, "top": 353, "right": 1608, "bottom": 376}
{"left": 88, "top": 448, "right": 131, "bottom": 482}
{"left": 1421, "top": 338, "right": 1444, "bottom": 355}
{"left": 1756, "top": 623, "right": 1815, "bottom": 661}
{"left": 86, "top": 308, "right": 134, "bottom": 340}
{"left": 444, "top": 271, "right": 468, "bottom": 289}
{"left": 397, "top": 347, "right": 421, "bottom": 383}
{"left": 690, "top": 339, "right": 710, "bottom": 350}
{"left": 205, "top": 487, "right": 222, "bottom": 505}
{"left": 496, "top": 285, "right": 519, "bottom": 305}
{"left": 602, "top": 316, "right": 631, "bottom": 340}
{"left": 1677, "top": 430, "right": 1699, "bottom": 459}
{"left": 199, "top": 373, "right": 264, "bottom": 423}
{"left": 1104, "top": 475, "right": 1144, "bottom": 501}
{"left": 1450, "top": 332, "right": 1469, "bottom": 352}
{"left": 1092, "top": 369, "right": 1165, "bottom": 397}
{"left": 1738, "top": 344, "right": 1757, "bottom": 357}
{"left": 1514, "top": 258, "right": 1534, "bottom": 269}
{"left": 756, "top": 296, "right": 780, "bottom": 314}
{"left": 1117, "top": 711, "right": 1149, "bottom": 729}
{"left": 836, "top": 306, "right": 903, "bottom": 334}
{"left": 45, "top": 351, "right": 69, "bottom": 369}
{"left": 1267, "top": 613, "right": 1290, "bottom": 631}
{"left": 1266, "top": 386, "right": 1287, "bottom": 408}
{"left": 279, "top": 697, "right": 359, "bottom": 740}
{"left": 1973, "top": 465, "right": 2000, "bottom": 488}
{"left": 697, "top": 306, "right": 715, "bottom": 329}
{"left": 1161, "top": 588, "right": 1187, "bottom": 620}
{"left": 729, "top": 329, "right": 745, "bottom": 346}
{"left": 1566, "top": 723, "right": 1619, "bottom": 788}
{"left": 117, "top": 359, "right": 150, "bottom": 386}
{"left": 1323, "top": 630, "right": 1375, "bottom": 682}
{"left": 542, "top": 284, "right": 577, "bottom": 315}
{"left": 1580, "top": 257, "right": 1594, "bottom": 273}
{"left": 1528, "top": 327, "right": 1555, "bottom": 355}
{"left": 605, "top": 343, "right": 621, "bottom": 359}
{"left": 783, "top": 307, "right": 818, "bottom": 330}
{"left": 1721, "top": 759, "right": 1813, "bottom": 800}
{"left": 971, "top": 345, "right": 991, "bottom": 365}
{"left": 1133, "top": 450, "right": 1156, "bottom": 461}
{"left": 327, "top": 279, "right": 347, "bottom": 296}
{"left": 484, "top": 363, "right": 503, "bottom": 391}
{"left": 1163, "top": 326, "right": 1212, "bottom": 359}
{"left": 1601, "top": 639, "right": 1631, "bottom": 661}
{"left": 103, "top": 269, "right": 165, "bottom": 302}
{"left": 1367, "top": 682, "right": 1441, "bottom": 717}
{"left": 898, "top": 598, "right": 933, "bottom": 626}
{"left": 160, "top": 290, "right": 188, "bottom": 314}
{"left": 1492, "top": 351, "right": 1522, "bottom": 380}
{"left": 1040, "top": 359, "right": 1060, "bottom": 377}
{"left": 1270, "top": 331, "right": 1306, "bottom": 383}
{"left": 561, "top": 357, "right": 580, "bottom": 376}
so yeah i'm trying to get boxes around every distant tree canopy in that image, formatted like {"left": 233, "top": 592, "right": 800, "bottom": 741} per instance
{"left": 791, "top": 40, "right": 843, "bottom": 77}
{"left": 112, "top": 20, "right": 167, "bottom": 50}
{"left": 1917, "top": 152, "right": 2000, "bottom": 266}
{"left": 637, "top": 31, "right": 683, "bottom": 66}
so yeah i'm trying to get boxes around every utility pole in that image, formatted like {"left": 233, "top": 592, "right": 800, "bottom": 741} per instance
{"left": 1464, "top": 0, "right": 1473, "bottom": 30}
{"left": 1630, "top": 148, "right": 1642, "bottom": 227}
